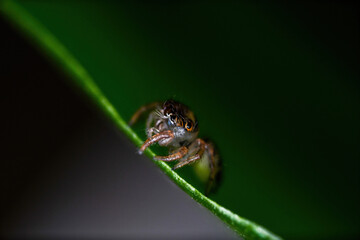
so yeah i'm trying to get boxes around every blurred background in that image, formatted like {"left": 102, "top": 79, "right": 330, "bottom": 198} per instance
{"left": 1, "top": 1, "right": 359, "bottom": 239}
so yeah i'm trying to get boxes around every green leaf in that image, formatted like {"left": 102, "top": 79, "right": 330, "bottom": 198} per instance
{"left": 2, "top": 1, "right": 359, "bottom": 239}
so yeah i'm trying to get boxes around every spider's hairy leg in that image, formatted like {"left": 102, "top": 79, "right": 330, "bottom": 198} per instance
{"left": 204, "top": 142, "right": 221, "bottom": 196}
{"left": 147, "top": 118, "right": 167, "bottom": 138}
{"left": 146, "top": 111, "right": 163, "bottom": 130}
{"left": 129, "top": 102, "right": 161, "bottom": 126}
{"left": 172, "top": 138, "right": 206, "bottom": 170}
{"left": 138, "top": 130, "right": 174, "bottom": 154}
{"left": 154, "top": 146, "right": 188, "bottom": 162}
{"left": 146, "top": 127, "right": 160, "bottom": 137}
{"left": 146, "top": 112, "right": 156, "bottom": 131}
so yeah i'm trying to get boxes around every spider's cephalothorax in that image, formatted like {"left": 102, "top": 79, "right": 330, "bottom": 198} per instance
{"left": 129, "top": 100, "right": 221, "bottom": 195}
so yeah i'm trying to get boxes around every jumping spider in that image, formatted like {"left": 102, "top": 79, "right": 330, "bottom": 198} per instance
{"left": 129, "top": 100, "right": 221, "bottom": 195}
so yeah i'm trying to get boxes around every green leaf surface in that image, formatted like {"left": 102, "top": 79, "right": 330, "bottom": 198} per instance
{"left": 1, "top": 1, "right": 359, "bottom": 239}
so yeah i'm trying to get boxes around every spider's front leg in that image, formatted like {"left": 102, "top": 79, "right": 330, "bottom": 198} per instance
{"left": 154, "top": 146, "right": 188, "bottom": 162}
{"left": 146, "top": 127, "right": 159, "bottom": 138}
{"left": 138, "top": 130, "right": 174, "bottom": 154}
{"left": 172, "top": 138, "right": 206, "bottom": 170}
{"left": 146, "top": 119, "right": 166, "bottom": 138}
{"left": 129, "top": 102, "right": 161, "bottom": 126}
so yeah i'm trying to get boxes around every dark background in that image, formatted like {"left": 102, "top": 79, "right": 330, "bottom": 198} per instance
{"left": 1, "top": 1, "right": 359, "bottom": 239}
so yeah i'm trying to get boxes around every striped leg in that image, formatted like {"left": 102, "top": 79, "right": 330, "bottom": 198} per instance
{"left": 154, "top": 146, "right": 188, "bottom": 162}
{"left": 172, "top": 139, "right": 206, "bottom": 170}
{"left": 139, "top": 130, "right": 174, "bottom": 154}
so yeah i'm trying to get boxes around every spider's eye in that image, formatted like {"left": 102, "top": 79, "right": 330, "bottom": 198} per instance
{"left": 185, "top": 121, "right": 193, "bottom": 131}
{"left": 176, "top": 117, "right": 184, "bottom": 127}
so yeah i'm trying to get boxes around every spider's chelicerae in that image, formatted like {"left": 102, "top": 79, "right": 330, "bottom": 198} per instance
{"left": 129, "top": 99, "right": 221, "bottom": 195}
